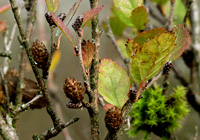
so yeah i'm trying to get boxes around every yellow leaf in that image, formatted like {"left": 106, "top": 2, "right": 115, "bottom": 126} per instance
{"left": 49, "top": 50, "right": 61, "bottom": 73}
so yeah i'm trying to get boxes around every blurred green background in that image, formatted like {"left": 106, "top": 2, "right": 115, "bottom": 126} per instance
{"left": 0, "top": 0, "right": 200, "bottom": 140}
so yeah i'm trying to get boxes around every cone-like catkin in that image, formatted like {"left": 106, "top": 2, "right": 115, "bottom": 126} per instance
{"left": 105, "top": 106, "right": 123, "bottom": 132}
{"left": 63, "top": 78, "right": 85, "bottom": 103}
{"left": 31, "top": 39, "right": 49, "bottom": 69}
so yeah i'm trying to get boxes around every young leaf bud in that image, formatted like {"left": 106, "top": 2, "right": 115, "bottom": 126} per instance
{"left": 66, "top": 101, "right": 83, "bottom": 109}
{"left": 45, "top": 12, "right": 57, "bottom": 26}
{"left": 58, "top": 13, "right": 67, "bottom": 22}
{"left": 72, "top": 15, "right": 84, "bottom": 36}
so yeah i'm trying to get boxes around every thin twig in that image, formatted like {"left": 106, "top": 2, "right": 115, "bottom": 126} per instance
{"left": 105, "top": 18, "right": 129, "bottom": 69}
{"left": 183, "top": 0, "right": 193, "bottom": 27}
{"left": 11, "top": 95, "right": 43, "bottom": 116}
{"left": 14, "top": 0, "right": 38, "bottom": 127}
{"left": 87, "top": 0, "right": 101, "bottom": 139}
{"left": 168, "top": 0, "right": 175, "bottom": 30}
{"left": 145, "top": 72, "right": 162, "bottom": 90}
{"left": 148, "top": 1, "right": 167, "bottom": 26}
{"left": 0, "top": 52, "right": 11, "bottom": 59}
{"left": 0, "top": 115, "right": 19, "bottom": 140}
{"left": 3, "top": 24, "right": 17, "bottom": 74}
{"left": 32, "top": 117, "right": 79, "bottom": 140}
{"left": 0, "top": 70, "right": 10, "bottom": 113}
{"left": 9, "top": 0, "right": 62, "bottom": 129}
{"left": 194, "top": 126, "right": 199, "bottom": 140}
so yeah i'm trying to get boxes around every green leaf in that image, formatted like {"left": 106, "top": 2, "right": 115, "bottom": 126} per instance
{"left": 98, "top": 58, "right": 130, "bottom": 109}
{"left": 45, "top": 0, "right": 59, "bottom": 13}
{"left": 113, "top": 0, "right": 143, "bottom": 27}
{"left": 109, "top": 17, "right": 126, "bottom": 36}
{"left": 170, "top": 24, "right": 189, "bottom": 61}
{"left": 134, "top": 28, "right": 166, "bottom": 45}
{"left": 82, "top": 5, "right": 104, "bottom": 28}
{"left": 125, "top": 39, "right": 141, "bottom": 58}
{"left": 130, "top": 6, "right": 149, "bottom": 30}
{"left": 116, "top": 39, "right": 129, "bottom": 58}
{"left": 56, "top": 0, "right": 82, "bottom": 37}
{"left": 51, "top": 13, "right": 75, "bottom": 47}
{"left": 129, "top": 32, "right": 176, "bottom": 85}
{"left": 164, "top": 0, "right": 185, "bottom": 25}
{"left": 49, "top": 50, "right": 61, "bottom": 74}
{"left": 151, "top": 0, "right": 169, "bottom": 5}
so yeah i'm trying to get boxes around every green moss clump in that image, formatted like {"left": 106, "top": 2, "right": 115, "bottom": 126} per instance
{"left": 128, "top": 85, "right": 189, "bottom": 140}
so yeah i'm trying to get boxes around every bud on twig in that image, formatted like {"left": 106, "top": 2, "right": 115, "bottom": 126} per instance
{"left": 162, "top": 61, "right": 173, "bottom": 75}
{"left": 45, "top": 12, "right": 57, "bottom": 26}
{"left": 66, "top": 101, "right": 83, "bottom": 109}
{"left": 45, "top": 12, "right": 66, "bottom": 27}
{"left": 72, "top": 15, "right": 83, "bottom": 36}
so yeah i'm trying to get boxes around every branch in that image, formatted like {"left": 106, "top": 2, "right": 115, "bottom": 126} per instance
{"left": 2, "top": 23, "right": 17, "bottom": 74}
{"left": 15, "top": 0, "right": 38, "bottom": 106}
{"left": 183, "top": 0, "right": 193, "bottom": 27}
{"left": 0, "top": 52, "right": 11, "bottom": 59}
{"left": 32, "top": 117, "right": 79, "bottom": 140}
{"left": 104, "top": 18, "right": 129, "bottom": 69}
{"left": 10, "top": 95, "right": 43, "bottom": 116}
{"left": 9, "top": 0, "right": 62, "bottom": 129}
{"left": 0, "top": 115, "right": 19, "bottom": 140}
{"left": 0, "top": 70, "right": 10, "bottom": 113}
{"left": 167, "top": 0, "right": 175, "bottom": 30}
{"left": 88, "top": 0, "right": 101, "bottom": 139}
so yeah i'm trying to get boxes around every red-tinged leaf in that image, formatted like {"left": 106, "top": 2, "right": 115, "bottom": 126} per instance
{"left": 82, "top": 5, "right": 104, "bottom": 27}
{"left": 66, "top": 0, "right": 81, "bottom": 26}
{"left": 45, "top": 0, "right": 59, "bottom": 13}
{"left": 57, "top": 34, "right": 62, "bottom": 49}
{"left": 130, "top": 6, "right": 149, "bottom": 30}
{"left": 51, "top": 13, "right": 75, "bottom": 47}
{"left": 134, "top": 28, "right": 166, "bottom": 45}
{"left": 0, "top": 21, "right": 7, "bottom": 33}
{"left": 129, "top": 32, "right": 176, "bottom": 85}
{"left": 0, "top": 4, "right": 10, "bottom": 14}
{"left": 170, "top": 24, "right": 189, "bottom": 61}
{"left": 81, "top": 39, "right": 95, "bottom": 68}
{"left": 103, "top": 104, "right": 115, "bottom": 111}
{"left": 56, "top": 0, "right": 82, "bottom": 37}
